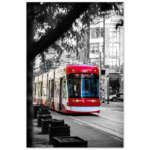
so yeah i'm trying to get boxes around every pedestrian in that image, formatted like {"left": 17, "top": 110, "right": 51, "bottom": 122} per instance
{"left": 101, "top": 89, "right": 105, "bottom": 103}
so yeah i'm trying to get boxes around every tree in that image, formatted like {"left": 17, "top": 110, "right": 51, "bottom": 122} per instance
{"left": 32, "top": 2, "right": 123, "bottom": 74}
{"left": 27, "top": 3, "right": 91, "bottom": 147}
{"left": 27, "top": 2, "right": 122, "bottom": 147}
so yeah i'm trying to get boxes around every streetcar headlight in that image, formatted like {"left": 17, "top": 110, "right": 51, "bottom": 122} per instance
{"left": 73, "top": 100, "right": 75, "bottom": 102}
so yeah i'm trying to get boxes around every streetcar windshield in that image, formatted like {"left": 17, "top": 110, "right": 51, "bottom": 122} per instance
{"left": 67, "top": 73, "right": 99, "bottom": 98}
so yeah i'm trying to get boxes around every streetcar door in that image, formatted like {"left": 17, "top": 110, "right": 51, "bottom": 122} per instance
{"left": 59, "top": 78, "right": 63, "bottom": 111}
{"left": 51, "top": 80, "right": 54, "bottom": 109}
{"left": 48, "top": 80, "right": 51, "bottom": 108}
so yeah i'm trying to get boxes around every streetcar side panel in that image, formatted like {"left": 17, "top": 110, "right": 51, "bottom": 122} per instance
{"left": 37, "top": 74, "right": 43, "bottom": 104}
{"left": 48, "top": 70, "right": 55, "bottom": 109}
{"left": 34, "top": 76, "right": 39, "bottom": 104}
{"left": 53, "top": 67, "right": 68, "bottom": 112}
{"left": 42, "top": 73, "right": 48, "bottom": 106}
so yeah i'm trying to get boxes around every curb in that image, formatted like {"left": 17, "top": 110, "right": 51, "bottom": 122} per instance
{"left": 101, "top": 102, "right": 123, "bottom": 108}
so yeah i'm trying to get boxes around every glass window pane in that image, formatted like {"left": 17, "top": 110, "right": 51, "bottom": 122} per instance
{"left": 109, "top": 59, "right": 112, "bottom": 66}
{"left": 99, "top": 47, "right": 102, "bottom": 53}
{"left": 91, "top": 28, "right": 95, "bottom": 38}
{"left": 113, "top": 47, "right": 116, "bottom": 51}
{"left": 117, "top": 59, "right": 119, "bottom": 66}
{"left": 96, "top": 28, "right": 100, "bottom": 38}
{"left": 67, "top": 73, "right": 99, "bottom": 98}
{"left": 110, "top": 51, "right": 112, "bottom": 56}
{"left": 116, "top": 44, "right": 119, "bottom": 56}
{"left": 112, "top": 59, "right": 116, "bottom": 66}
{"left": 91, "top": 44, "right": 93, "bottom": 48}
{"left": 117, "top": 52, "right": 119, "bottom": 57}
{"left": 110, "top": 32, "right": 112, "bottom": 37}
{"left": 113, "top": 47, "right": 116, "bottom": 56}
{"left": 110, "top": 32, "right": 112, "bottom": 42}
{"left": 116, "top": 43, "right": 119, "bottom": 49}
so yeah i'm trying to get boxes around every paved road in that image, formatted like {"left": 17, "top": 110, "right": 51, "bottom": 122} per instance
{"left": 99, "top": 101, "right": 124, "bottom": 123}
{"left": 33, "top": 107, "right": 123, "bottom": 147}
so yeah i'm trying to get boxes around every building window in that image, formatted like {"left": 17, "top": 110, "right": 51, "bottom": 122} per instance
{"left": 90, "top": 28, "right": 104, "bottom": 39}
{"left": 109, "top": 43, "right": 119, "bottom": 57}
{"left": 90, "top": 43, "right": 104, "bottom": 54}
{"left": 91, "top": 28, "right": 101, "bottom": 39}
{"left": 109, "top": 28, "right": 120, "bottom": 42}
{"left": 90, "top": 43, "right": 99, "bottom": 54}
{"left": 100, "top": 28, "right": 104, "bottom": 37}
{"left": 109, "top": 58, "right": 119, "bottom": 68}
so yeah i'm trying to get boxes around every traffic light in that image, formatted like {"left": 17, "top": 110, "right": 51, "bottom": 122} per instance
{"left": 101, "top": 70, "right": 105, "bottom": 75}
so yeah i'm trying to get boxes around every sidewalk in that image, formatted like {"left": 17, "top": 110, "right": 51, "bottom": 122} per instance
{"left": 32, "top": 119, "right": 54, "bottom": 147}
{"left": 93, "top": 101, "right": 124, "bottom": 124}
{"left": 32, "top": 102, "right": 124, "bottom": 147}
{"left": 102, "top": 101, "right": 123, "bottom": 123}
{"left": 101, "top": 101, "right": 124, "bottom": 109}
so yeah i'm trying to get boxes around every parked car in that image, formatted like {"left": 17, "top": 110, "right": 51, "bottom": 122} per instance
{"left": 109, "top": 92, "right": 124, "bottom": 101}
{"left": 102, "top": 95, "right": 118, "bottom": 101}
{"left": 109, "top": 94, "right": 118, "bottom": 101}
{"left": 117, "top": 92, "right": 124, "bottom": 101}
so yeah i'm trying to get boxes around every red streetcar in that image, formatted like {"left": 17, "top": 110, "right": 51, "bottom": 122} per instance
{"left": 34, "top": 65, "right": 101, "bottom": 113}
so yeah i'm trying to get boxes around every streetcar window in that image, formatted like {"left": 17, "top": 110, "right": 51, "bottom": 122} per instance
{"left": 41, "top": 82, "right": 43, "bottom": 96}
{"left": 39, "top": 83, "right": 41, "bottom": 96}
{"left": 67, "top": 73, "right": 99, "bottom": 98}
{"left": 34, "top": 83, "right": 36, "bottom": 95}
{"left": 51, "top": 80, "right": 54, "bottom": 97}
{"left": 63, "top": 80, "right": 67, "bottom": 99}
{"left": 38, "top": 82, "right": 43, "bottom": 96}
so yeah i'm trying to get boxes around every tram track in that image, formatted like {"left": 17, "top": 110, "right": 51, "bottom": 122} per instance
{"left": 68, "top": 115, "right": 123, "bottom": 139}
{"left": 50, "top": 109, "right": 123, "bottom": 140}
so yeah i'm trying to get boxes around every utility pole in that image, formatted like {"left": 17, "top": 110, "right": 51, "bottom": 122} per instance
{"left": 99, "top": 51, "right": 102, "bottom": 103}
{"left": 99, "top": 18, "right": 102, "bottom": 103}
{"left": 103, "top": 16, "right": 109, "bottom": 104}
{"left": 87, "top": 22, "right": 90, "bottom": 64}
{"left": 103, "top": 12, "right": 109, "bottom": 102}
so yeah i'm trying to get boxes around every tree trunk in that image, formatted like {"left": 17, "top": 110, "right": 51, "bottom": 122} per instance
{"left": 26, "top": 61, "right": 33, "bottom": 148}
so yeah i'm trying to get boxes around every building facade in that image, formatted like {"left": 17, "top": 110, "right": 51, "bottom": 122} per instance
{"left": 76, "top": 14, "right": 124, "bottom": 76}
{"left": 104, "top": 15, "right": 124, "bottom": 75}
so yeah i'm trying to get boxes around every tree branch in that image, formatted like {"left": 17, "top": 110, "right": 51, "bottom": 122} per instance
{"left": 27, "top": 3, "right": 90, "bottom": 61}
